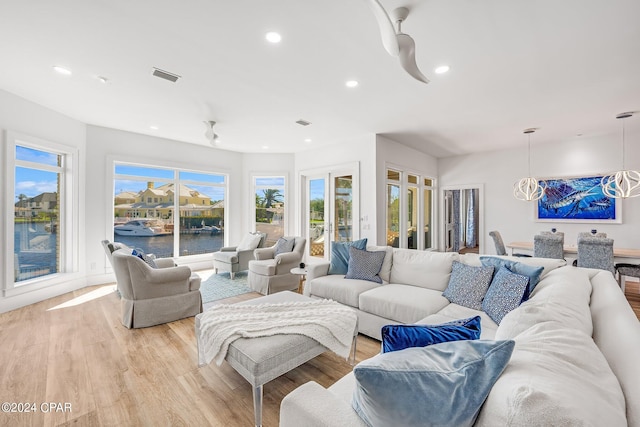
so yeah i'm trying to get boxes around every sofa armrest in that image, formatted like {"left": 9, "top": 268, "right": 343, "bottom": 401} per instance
{"left": 141, "top": 264, "right": 193, "bottom": 284}
{"left": 254, "top": 246, "right": 276, "bottom": 260}
{"left": 189, "top": 274, "right": 201, "bottom": 291}
{"left": 280, "top": 381, "right": 366, "bottom": 427}
{"left": 306, "top": 262, "right": 330, "bottom": 281}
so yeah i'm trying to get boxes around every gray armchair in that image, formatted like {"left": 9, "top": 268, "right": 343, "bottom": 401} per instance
{"left": 248, "top": 237, "right": 307, "bottom": 295}
{"left": 111, "top": 249, "right": 202, "bottom": 328}
{"left": 213, "top": 232, "right": 266, "bottom": 279}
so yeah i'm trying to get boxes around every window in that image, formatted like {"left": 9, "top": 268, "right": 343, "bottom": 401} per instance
{"left": 253, "top": 176, "right": 286, "bottom": 247}
{"left": 386, "top": 168, "right": 435, "bottom": 250}
{"left": 7, "top": 133, "right": 77, "bottom": 286}
{"left": 113, "top": 163, "right": 226, "bottom": 259}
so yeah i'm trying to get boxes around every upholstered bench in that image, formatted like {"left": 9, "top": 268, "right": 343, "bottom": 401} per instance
{"left": 195, "top": 291, "right": 357, "bottom": 427}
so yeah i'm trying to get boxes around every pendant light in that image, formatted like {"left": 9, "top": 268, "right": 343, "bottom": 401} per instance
{"left": 601, "top": 112, "right": 640, "bottom": 198}
{"left": 513, "top": 128, "right": 546, "bottom": 201}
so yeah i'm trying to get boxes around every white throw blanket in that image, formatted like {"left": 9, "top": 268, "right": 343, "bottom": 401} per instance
{"left": 197, "top": 299, "right": 358, "bottom": 366}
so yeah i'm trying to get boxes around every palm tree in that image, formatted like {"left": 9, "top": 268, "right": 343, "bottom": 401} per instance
{"left": 261, "top": 189, "right": 283, "bottom": 208}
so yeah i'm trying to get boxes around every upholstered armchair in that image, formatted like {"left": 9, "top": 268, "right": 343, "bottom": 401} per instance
{"left": 577, "top": 236, "right": 615, "bottom": 275}
{"left": 533, "top": 234, "right": 564, "bottom": 259}
{"left": 248, "top": 237, "right": 307, "bottom": 295}
{"left": 213, "top": 232, "right": 266, "bottom": 279}
{"left": 111, "top": 249, "right": 202, "bottom": 328}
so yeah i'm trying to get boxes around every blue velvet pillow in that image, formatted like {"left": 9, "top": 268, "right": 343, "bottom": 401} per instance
{"left": 132, "top": 248, "right": 157, "bottom": 268}
{"left": 328, "top": 238, "right": 368, "bottom": 275}
{"left": 381, "top": 316, "right": 481, "bottom": 353}
{"left": 482, "top": 266, "right": 529, "bottom": 324}
{"left": 352, "top": 340, "right": 515, "bottom": 427}
{"left": 442, "top": 261, "right": 494, "bottom": 310}
{"left": 480, "top": 256, "right": 544, "bottom": 300}
{"left": 345, "top": 246, "right": 386, "bottom": 284}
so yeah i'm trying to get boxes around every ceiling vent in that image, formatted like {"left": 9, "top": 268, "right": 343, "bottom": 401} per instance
{"left": 296, "top": 119, "right": 311, "bottom": 126}
{"left": 151, "top": 67, "right": 181, "bottom": 83}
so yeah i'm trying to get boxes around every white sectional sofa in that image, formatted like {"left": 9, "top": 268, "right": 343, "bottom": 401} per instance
{"left": 280, "top": 248, "right": 640, "bottom": 426}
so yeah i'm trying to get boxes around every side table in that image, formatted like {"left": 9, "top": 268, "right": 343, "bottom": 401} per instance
{"left": 290, "top": 267, "right": 307, "bottom": 293}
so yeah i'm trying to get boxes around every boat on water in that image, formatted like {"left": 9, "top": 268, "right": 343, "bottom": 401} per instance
{"left": 114, "top": 220, "right": 170, "bottom": 236}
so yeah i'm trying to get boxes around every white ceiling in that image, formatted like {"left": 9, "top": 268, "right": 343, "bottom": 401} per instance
{"left": 0, "top": 0, "right": 638, "bottom": 157}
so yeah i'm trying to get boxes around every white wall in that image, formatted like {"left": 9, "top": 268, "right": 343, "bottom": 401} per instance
{"left": 438, "top": 130, "right": 640, "bottom": 254}
{"left": 0, "top": 89, "right": 87, "bottom": 312}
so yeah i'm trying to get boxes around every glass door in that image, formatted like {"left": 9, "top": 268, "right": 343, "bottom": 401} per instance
{"left": 307, "top": 177, "right": 327, "bottom": 259}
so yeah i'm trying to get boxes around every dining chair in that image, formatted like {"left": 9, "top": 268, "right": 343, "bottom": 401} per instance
{"left": 540, "top": 231, "right": 565, "bottom": 239}
{"left": 576, "top": 236, "right": 615, "bottom": 275}
{"left": 533, "top": 234, "right": 564, "bottom": 259}
{"left": 615, "top": 263, "right": 640, "bottom": 293}
{"left": 489, "top": 231, "right": 531, "bottom": 257}
{"left": 578, "top": 232, "right": 607, "bottom": 238}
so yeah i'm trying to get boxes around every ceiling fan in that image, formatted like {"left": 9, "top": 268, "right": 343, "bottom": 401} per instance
{"left": 363, "top": 0, "right": 429, "bottom": 84}
{"left": 204, "top": 120, "right": 220, "bottom": 146}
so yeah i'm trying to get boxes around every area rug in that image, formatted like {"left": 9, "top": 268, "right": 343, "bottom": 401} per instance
{"left": 199, "top": 271, "right": 252, "bottom": 304}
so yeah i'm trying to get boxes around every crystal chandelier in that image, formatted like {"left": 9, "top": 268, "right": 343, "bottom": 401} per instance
{"left": 514, "top": 128, "right": 546, "bottom": 201}
{"left": 601, "top": 112, "right": 640, "bottom": 198}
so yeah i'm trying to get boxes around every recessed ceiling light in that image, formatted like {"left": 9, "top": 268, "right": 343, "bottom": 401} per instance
{"left": 262, "top": 145, "right": 269, "bottom": 150}
{"left": 434, "top": 65, "right": 450, "bottom": 74}
{"left": 345, "top": 80, "right": 359, "bottom": 88}
{"left": 265, "top": 32, "right": 282, "bottom": 43}
{"left": 97, "top": 76, "right": 108, "bottom": 84}
{"left": 52, "top": 65, "right": 72, "bottom": 75}
{"left": 304, "top": 138, "right": 312, "bottom": 143}
{"left": 149, "top": 126, "right": 159, "bottom": 130}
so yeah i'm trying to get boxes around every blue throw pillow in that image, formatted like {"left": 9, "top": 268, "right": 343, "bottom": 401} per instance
{"left": 345, "top": 246, "right": 386, "bottom": 284}
{"left": 480, "top": 256, "right": 544, "bottom": 300}
{"left": 132, "top": 248, "right": 157, "bottom": 268}
{"left": 328, "top": 238, "right": 368, "bottom": 275}
{"left": 381, "top": 316, "right": 481, "bottom": 353}
{"left": 352, "top": 340, "right": 515, "bottom": 427}
{"left": 274, "top": 237, "right": 295, "bottom": 256}
{"left": 442, "top": 261, "right": 494, "bottom": 310}
{"left": 482, "top": 266, "right": 529, "bottom": 324}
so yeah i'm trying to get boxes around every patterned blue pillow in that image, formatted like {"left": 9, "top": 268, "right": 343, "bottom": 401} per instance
{"left": 328, "top": 238, "right": 368, "bottom": 275}
{"left": 352, "top": 340, "right": 515, "bottom": 427}
{"left": 442, "top": 261, "right": 494, "bottom": 310}
{"left": 274, "top": 237, "right": 295, "bottom": 256}
{"left": 345, "top": 246, "right": 386, "bottom": 283}
{"left": 482, "top": 266, "right": 529, "bottom": 324}
{"left": 381, "top": 316, "right": 481, "bottom": 353}
{"left": 479, "top": 256, "right": 544, "bottom": 300}
{"left": 132, "top": 248, "right": 157, "bottom": 268}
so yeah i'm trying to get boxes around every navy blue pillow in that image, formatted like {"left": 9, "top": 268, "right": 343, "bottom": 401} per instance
{"left": 381, "top": 316, "right": 482, "bottom": 353}
{"left": 328, "top": 238, "right": 368, "bottom": 275}
{"left": 132, "top": 248, "right": 157, "bottom": 268}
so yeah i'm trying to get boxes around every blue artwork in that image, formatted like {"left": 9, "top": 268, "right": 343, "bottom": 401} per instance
{"left": 537, "top": 175, "right": 617, "bottom": 221}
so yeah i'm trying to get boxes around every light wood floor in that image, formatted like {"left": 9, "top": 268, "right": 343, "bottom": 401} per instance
{"left": 1, "top": 280, "right": 638, "bottom": 427}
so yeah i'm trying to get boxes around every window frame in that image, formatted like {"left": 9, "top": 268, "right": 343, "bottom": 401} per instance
{"left": 4, "top": 131, "right": 80, "bottom": 295}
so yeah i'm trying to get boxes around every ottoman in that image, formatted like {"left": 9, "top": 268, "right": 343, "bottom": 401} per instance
{"left": 195, "top": 291, "right": 358, "bottom": 427}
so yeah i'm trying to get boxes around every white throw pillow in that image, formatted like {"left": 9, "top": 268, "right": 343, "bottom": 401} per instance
{"left": 389, "top": 249, "right": 459, "bottom": 291}
{"left": 237, "top": 233, "right": 262, "bottom": 251}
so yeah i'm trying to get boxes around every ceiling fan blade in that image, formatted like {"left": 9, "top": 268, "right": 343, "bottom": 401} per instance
{"left": 397, "top": 33, "right": 429, "bottom": 84}
{"left": 363, "top": 0, "right": 400, "bottom": 56}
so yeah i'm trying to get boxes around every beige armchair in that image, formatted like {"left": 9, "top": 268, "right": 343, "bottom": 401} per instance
{"left": 212, "top": 232, "right": 266, "bottom": 279}
{"left": 111, "top": 249, "right": 202, "bottom": 328}
{"left": 248, "top": 237, "right": 307, "bottom": 295}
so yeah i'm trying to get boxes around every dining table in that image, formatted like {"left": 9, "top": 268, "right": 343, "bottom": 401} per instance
{"left": 506, "top": 241, "right": 640, "bottom": 259}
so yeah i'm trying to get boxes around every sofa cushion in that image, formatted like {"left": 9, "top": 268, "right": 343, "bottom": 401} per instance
{"left": 359, "top": 284, "right": 450, "bottom": 324}
{"left": 366, "top": 245, "right": 393, "bottom": 283}
{"left": 329, "top": 238, "right": 368, "bottom": 275}
{"left": 345, "top": 246, "right": 386, "bottom": 283}
{"left": 475, "top": 324, "right": 626, "bottom": 427}
{"left": 381, "top": 316, "right": 481, "bottom": 353}
{"left": 482, "top": 266, "right": 529, "bottom": 325}
{"left": 352, "top": 340, "right": 515, "bottom": 427}
{"left": 442, "top": 261, "right": 494, "bottom": 310}
{"left": 307, "top": 275, "right": 380, "bottom": 308}
{"left": 480, "top": 256, "right": 544, "bottom": 299}
{"left": 389, "top": 249, "right": 459, "bottom": 291}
